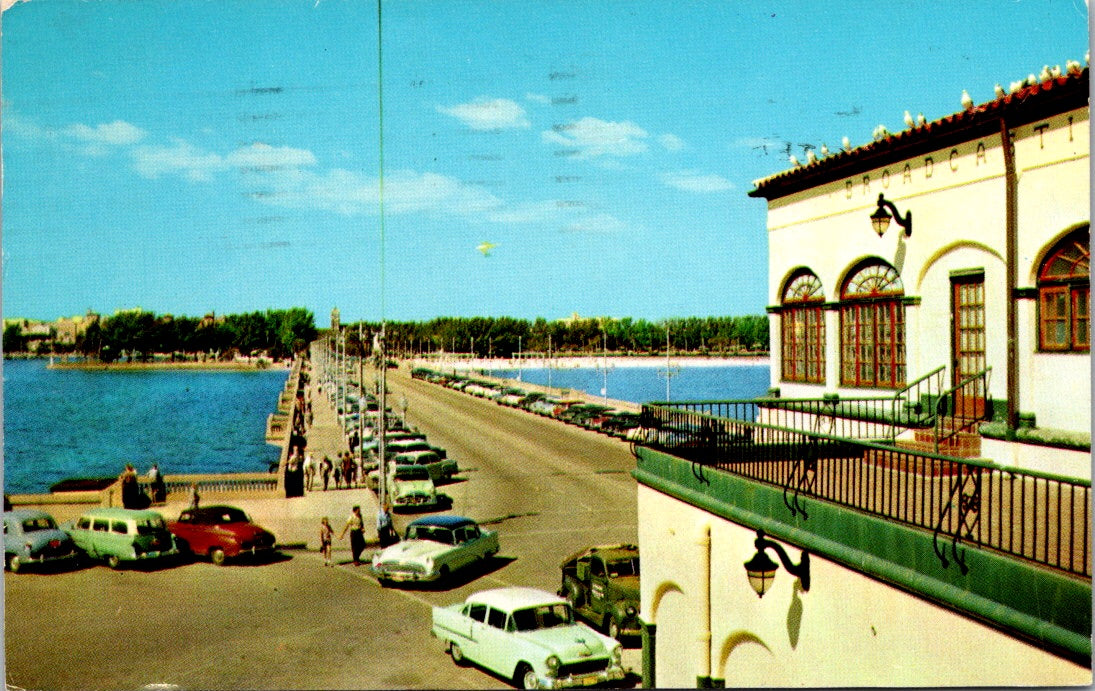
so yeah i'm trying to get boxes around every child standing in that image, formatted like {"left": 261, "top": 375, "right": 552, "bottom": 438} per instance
{"left": 319, "top": 517, "right": 334, "bottom": 566}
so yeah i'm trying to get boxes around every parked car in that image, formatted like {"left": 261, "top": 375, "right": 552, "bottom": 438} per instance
{"left": 367, "top": 450, "right": 457, "bottom": 488}
{"left": 3, "top": 509, "right": 80, "bottom": 573}
{"left": 431, "top": 586, "right": 626, "bottom": 689}
{"left": 166, "top": 505, "right": 277, "bottom": 565}
{"left": 371, "top": 515, "right": 498, "bottom": 584}
{"left": 62, "top": 507, "right": 179, "bottom": 569}
{"left": 385, "top": 437, "right": 449, "bottom": 459}
{"left": 559, "top": 544, "right": 641, "bottom": 639}
{"left": 389, "top": 465, "right": 442, "bottom": 512}
{"left": 600, "top": 412, "right": 641, "bottom": 437}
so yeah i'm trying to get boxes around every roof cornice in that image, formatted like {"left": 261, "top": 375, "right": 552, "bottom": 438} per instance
{"left": 749, "top": 69, "right": 1090, "bottom": 201}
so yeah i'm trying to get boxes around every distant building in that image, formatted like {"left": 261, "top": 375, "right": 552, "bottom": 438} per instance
{"left": 53, "top": 312, "right": 99, "bottom": 345}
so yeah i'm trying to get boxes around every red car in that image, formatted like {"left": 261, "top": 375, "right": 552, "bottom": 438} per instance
{"left": 167, "top": 505, "right": 277, "bottom": 566}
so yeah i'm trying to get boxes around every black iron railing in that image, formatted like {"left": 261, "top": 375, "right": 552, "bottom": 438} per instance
{"left": 892, "top": 365, "right": 946, "bottom": 435}
{"left": 638, "top": 402, "right": 1091, "bottom": 577}
{"left": 643, "top": 395, "right": 915, "bottom": 443}
{"left": 934, "top": 368, "right": 993, "bottom": 453}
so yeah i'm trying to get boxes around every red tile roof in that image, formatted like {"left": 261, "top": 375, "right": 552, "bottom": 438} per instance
{"left": 749, "top": 68, "right": 1089, "bottom": 200}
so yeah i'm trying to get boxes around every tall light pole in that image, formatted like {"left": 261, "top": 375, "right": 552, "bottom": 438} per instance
{"left": 375, "top": 0, "right": 389, "bottom": 515}
{"left": 601, "top": 328, "right": 609, "bottom": 404}
{"left": 658, "top": 323, "right": 680, "bottom": 402}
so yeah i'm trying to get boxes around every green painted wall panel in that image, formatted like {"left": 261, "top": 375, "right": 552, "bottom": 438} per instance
{"left": 633, "top": 447, "right": 1091, "bottom": 662}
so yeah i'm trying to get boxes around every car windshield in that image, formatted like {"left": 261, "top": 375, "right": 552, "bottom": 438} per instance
{"left": 22, "top": 517, "right": 57, "bottom": 531}
{"left": 607, "top": 557, "right": 639, "bottom": 577}
{"left": 135, "top": 517, "right": 166, "bottom": 534}
{"left": 405, "top": 525, "right": 453, "bottom": 544}
{"left": 209, "top": 509, "right": 248, "bottom": 523}
{"left": 510, "top": 604, "right": 574, "bottom": 632}
{"left": 391, "top": 442, "right": 429, "bottom": 452}
{"left": 394, "top": 467, "right": 430, "bottom": 481}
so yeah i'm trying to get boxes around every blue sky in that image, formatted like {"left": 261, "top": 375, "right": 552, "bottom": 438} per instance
{"left": 2, "top": 0, "right": 1089, "bottom": 324}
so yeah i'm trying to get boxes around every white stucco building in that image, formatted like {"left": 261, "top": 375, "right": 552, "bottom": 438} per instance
{"left": 633, "top": 66, "right": 1090, "bottom": 688}
{"left": 751, "top": 66, "right": 1089, "bottom": 479}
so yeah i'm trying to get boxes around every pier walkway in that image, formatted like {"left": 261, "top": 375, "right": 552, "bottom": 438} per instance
{"left": 11, "top": 365, "right": 384, "bottom": 556}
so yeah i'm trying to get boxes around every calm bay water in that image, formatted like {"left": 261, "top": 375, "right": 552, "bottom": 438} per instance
{"left": 3, "top": 359, "right": 288, "bottom": 494}
{"left": 3, "top": 359, "right": 769, "bottom": 495}
{"left": 489, "top": 362, "right": 771, "bottom": 404}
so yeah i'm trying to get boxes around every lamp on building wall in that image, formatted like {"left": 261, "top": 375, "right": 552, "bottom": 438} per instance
{"left": 743, "top": 530, "right": 811, "bottom": 598}
{"left": 870, "top": 193, "right": 913, "bottom": 237}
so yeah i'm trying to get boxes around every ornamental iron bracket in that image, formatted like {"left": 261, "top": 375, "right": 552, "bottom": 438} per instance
{"left": 932, "top": 465, "right": 982, "bottom": 574}
{"left": 783, "top": 437, "right": 818, "bottom": 519}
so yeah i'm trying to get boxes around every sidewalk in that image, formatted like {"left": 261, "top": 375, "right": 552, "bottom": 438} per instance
{"left": 247, "top": 371, "right": 382, "bottom": 551}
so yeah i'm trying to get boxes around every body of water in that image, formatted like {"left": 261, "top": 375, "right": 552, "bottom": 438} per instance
{"left": 3, "top": 359, "right": 288, "bottom": 494}
{"left": 489, "top": 363, "right": 771, "bottom": 405}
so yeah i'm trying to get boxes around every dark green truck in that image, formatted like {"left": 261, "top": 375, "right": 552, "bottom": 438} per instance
{"left": 559, "top": 544, "right": 640, "bottom": 640}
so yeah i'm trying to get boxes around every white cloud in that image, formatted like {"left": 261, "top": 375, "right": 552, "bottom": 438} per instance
{"left": 564, "top": 213, "right": 628, "bottom": 234}
{"left": 226, "top": 142, "right": 316, "bottom": 170}
{"left": 131, "top": 139, "right": 225, "bottom": 182}
{"left": 3, "top": 113, "right": 50, "bottom": 140}
{"left": 252, "top": 167, "right": 502, "bottom": 218}
{"left": 65, "top": 120, "right": 146, "bottom": 146}
{"left": 658, "top": 133, "right": 685, "bottom": 151}
{"left": 488, "top": 200, "right": 565, "bottom": 224}
{"left": 525, "top": 92, "right": 551, "bottom": 105}
{"left": 437, "top": 98, "right": 530, "bottom": 130}
{"left": 542, "top": 117, "right": 649, "bottom": 159}
{"left": 384, "top": 171, "right": 503, "bottom": 215}
{"left": 661, "top": 170, "right": 734, "bottom": 193}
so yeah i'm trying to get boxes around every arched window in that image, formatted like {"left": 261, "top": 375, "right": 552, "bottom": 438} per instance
{"left": 1038, "top": 226, "right": 1090, "bottom": 352}
{"left": 839, "top": 261, "right": 906, "bottom": 388}
{"left": 781, "top": 271, "right": 825, "bottom": 383}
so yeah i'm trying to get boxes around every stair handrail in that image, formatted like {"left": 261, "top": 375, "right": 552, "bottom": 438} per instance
{"left": 934, "top": 367, "right": 993, "bottom": 453}
{"left": 891, "top": 365, "right": 946, "bottom": 438}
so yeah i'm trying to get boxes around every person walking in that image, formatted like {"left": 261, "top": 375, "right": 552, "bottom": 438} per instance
{"left": 120, "top": 464, "right": 140, "bottom": 509}
{"left": 320, "top": 456, "right": 332, "bottom": 491}
{"left": 187, "top": 482, "right": 201, "bottom": 510}
{"left": 319, "top": 517, "right": 334, "bottom": 567}
{"left": 148, "top": 463, "right": 168, "bottom": 504}
{"left": 377, "top": 505, "right": 398, "bottom": 547}
{"left": 339, "top": 506, "right": 365, "bottom": 566}
{"left": 342, "top": 453, "right": 355, "bottom": 489}
{"left": 303, "top": 451, "right": 316, "bottom": 492}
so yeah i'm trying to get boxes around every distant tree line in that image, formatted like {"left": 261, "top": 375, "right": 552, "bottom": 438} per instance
{"left": 4, "top": 308, "right": 318, "bottom": 362}
{"left": 329, "top": 315, "right": 768, "bottom": 359}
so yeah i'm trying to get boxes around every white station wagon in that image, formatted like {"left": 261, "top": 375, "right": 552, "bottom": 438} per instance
{"left": 431, "top": 586, "right": 625, "bottom": 689}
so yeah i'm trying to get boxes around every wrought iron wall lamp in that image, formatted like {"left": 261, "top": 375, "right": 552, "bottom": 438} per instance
{"left": 870, "top": 193, "right": 913, "bottom": 237}
{"left": 743, "top": 530, "right": 811, "bottom": 598}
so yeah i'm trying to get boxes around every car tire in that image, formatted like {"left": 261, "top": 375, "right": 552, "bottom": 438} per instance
{"left": 210, "top": 547, "right": 227, "bottom": 566}
{"left": 516, "top": 663, "right": 538, "bottom": 690}
{"left": 563, "top": 577, "right": 584, "bottom": 608}
{"left": 106, "top": 555, "right": 121, "bottom": 570}
{"left": 8, "top": 555, "right": 21, "bottom": 573}
{"left": 450, "top": 642, "right": 467, "bottom": 666}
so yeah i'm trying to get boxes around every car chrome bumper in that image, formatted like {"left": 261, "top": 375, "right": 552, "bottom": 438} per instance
{"left": 368, "top": 565, "right": 437, "bottom": 582}
{"left": 135, "top": 547, "right": 179, "bottom": 560}
{"left": 545, "top": 665, "right": 626, "bottom": 689}
{"left": 23, "top": 552, "right": 79, "bottom": 565}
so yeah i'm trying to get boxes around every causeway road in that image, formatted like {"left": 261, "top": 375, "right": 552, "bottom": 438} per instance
{"left": 4, "top": 363, "right": 641, "bottom": 690}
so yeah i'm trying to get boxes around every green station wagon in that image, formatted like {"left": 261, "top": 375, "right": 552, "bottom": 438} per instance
{"left": 63, "top": 507, "right": 180, "bottom": 569}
